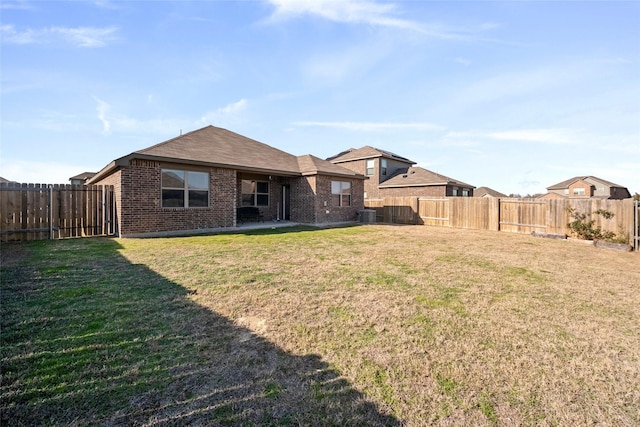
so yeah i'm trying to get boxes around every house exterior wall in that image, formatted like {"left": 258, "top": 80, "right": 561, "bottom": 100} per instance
{"left": 379, "top": 185, "right": 447, "bottom": 198}
{"left": 377, "top": 184, "right": 473, "bottom": 198}
{"left": 237, "top": 173, "right": 283, "bottom": 222}
{"left": 568, "top": 180, "right": 594, "bottom": 198}
{"left": 93, "top": 168, "right": 123, "bottom": 235}
{"left": 333, "top": 157, "right": 413, "bottom": 199}
{"left": 93, "top": 160, "right": 365, "bottom": 236}
{"left": 315, "top": 175, "right": 365, "bottom": 223}
{"left": 95, "top": 159, "right": 237, "bottom": 236}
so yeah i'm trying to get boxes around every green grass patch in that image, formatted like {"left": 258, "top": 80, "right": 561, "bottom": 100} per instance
{"left": 2, "top": 225, "right": 639, "bottom": 426}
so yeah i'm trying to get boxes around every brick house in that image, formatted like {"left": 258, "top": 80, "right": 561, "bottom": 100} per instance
{"left": 541, "top": 176, "right": 631, "bottom": 199}
{"left": 87, "top": 126, "right": 365, "bottom": 237}
{"left": 327, "top": 146, "right": 474, "bottom": 199}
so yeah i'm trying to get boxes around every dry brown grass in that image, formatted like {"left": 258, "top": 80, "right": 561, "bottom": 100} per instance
{"left": 120, "top": 225, "right": 640, "bottom": 426}
{"left": 2, "top": 224, "right": 639, "bottom": 425}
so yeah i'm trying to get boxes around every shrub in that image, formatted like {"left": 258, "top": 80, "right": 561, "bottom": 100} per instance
{"left": 566, "top": 208, "right": 619, "bottom": 242}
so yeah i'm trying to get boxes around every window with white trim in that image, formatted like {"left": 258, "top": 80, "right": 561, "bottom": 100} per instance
{"left": 331, "top": 181, "right": 351, "bottom": 207}
{"left": 161, "top": 169, "right": 209, "bottom": 208}
{"left": 573, "top": 187, "right": 585, "bottom": 195}
{"left": 242, "top": 180, "right": 269, "bottom": 206}
{"left": 366, "top": 159, "right": 375, "bottom": 176}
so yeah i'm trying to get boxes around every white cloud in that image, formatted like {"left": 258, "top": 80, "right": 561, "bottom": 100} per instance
{"left": 452, "top": 57, "right": 471, "bottom": 66}
{"left": 264, "top": 0, "right": 497, "bottom": 40}
{"left": 301, "top": 42, "right": 392, "bottom": 84}
{"left": 487, "top": 129, "right": 580, "bottom": 145}
{"left": 90, "top": 98, "right": 188, "bottom": 136}
{"left": 444, "top": 128, "right": 581, "bottom": 145}
{"left": 266, "top": 0, "right": 413, "bottom": 29}
{"left": 95, "top": 98, "right": 111, "bottom": 134}
{"left": 199, "top": 99, "right": 248, "bottom": 125}
{"left": 293, "top": 121, "right": 446, "bottom": 131}
{"left": 0, "top": 158, "right": 100, "bottom": 184}
{"left": 0, "top": 1, "right": 33, "bottom": 10}
{"left": 1, "top": 24, "right": 118, "bottom": 47}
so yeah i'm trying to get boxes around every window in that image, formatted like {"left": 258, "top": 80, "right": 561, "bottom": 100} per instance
{"left": 564, "top": 189, "right": 569, "bottom": 195}
{"left": 366, "top": 159, "right": 375, "bottom": 176}
{"left": 162, "top": 169, "right": 209, "bottom": 208}
{"left": 573, "top": 187, "right": 585, "bottom": 195}
{"left": 242, "top": 180, "right": 269, "bottom": 206}
{"left": 452, "top": 187, "right": 458, "bottom": 196}
{"left": 381, "top": 159, "right": 387, "bottom": 176}
{"left": 462, "top": 189, "right": 469, "bottom": 197}
{"left": 331, "top": 181, "right": 351, "bottom": 207}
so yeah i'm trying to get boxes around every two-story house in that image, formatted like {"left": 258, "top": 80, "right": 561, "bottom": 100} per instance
{"left": 542, "top": 176, "right": 631, "bottom": 199}
{"left": 327, "top": 146, "right": 474, "bottom": 199}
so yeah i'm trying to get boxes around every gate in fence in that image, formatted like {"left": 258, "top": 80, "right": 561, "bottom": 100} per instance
{"left": 0, "top": 183, "right": 116, "bottom": 242}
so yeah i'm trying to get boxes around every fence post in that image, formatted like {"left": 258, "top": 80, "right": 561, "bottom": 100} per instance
{"left": 49, "top": 185, "right": 53, "bottom": 239}
{"left": 633, "top": 200, "right": 640, "bottom": 252}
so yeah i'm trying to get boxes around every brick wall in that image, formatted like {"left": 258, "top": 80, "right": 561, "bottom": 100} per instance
{"left": 379, "top": 185, "right": 448, "bottom": 198}
{"left": 568, "top": 180, "right": 593, "bottom": 198}
{"left": 94, "top": 160, "right": 366, "bottom": 235}
{"left": 313, "top": 175, "right": 365, "bottom": 223}
{"left": 290, "top": 176, "right": 317, "bottom": 223}
{"left": 96, "top": 159, "right": 236, "bottom": 236}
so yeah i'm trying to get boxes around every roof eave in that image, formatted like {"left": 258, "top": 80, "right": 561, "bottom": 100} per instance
{"left": 380, "top": 182, "right": 475, "bottom": 189}
{"left": 332, "top": 154, "right": 416, "bottom": 165}
{"left": 90, "top": 153, "right": 305, "bottom": 183}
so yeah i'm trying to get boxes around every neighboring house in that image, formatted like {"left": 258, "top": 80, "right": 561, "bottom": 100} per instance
{"left": 328, "top": 146, "right": 474, "bottom": 198}
{"left": 87, "top": 126, "right": 366, "bottom": 237}
{"left": 474, "top": 186, "right": 507, "bottom": 198}
{"left": 542, "top": 176, "right": 631, "bottom": 200}
{"left": 69, "top": 172, "right": 96, "bottom": 185}
{"left": 0, "top": 177, "right": 18, "bottom": 185}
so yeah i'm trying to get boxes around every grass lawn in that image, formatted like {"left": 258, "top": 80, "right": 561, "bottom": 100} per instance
{"left": 1, "top": 224, "right": 639, "bottom": 426}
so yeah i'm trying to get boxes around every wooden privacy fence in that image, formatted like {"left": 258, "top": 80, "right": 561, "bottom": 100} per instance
{"left": 365, "top": 197, "right": 639, "bottom": 250}
{"left": 0, "top": 183, "right": 116, "bottom": 242}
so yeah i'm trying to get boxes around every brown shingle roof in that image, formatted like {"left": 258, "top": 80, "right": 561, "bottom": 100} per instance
{"left": 327, "top": 146, "right": 415, "bottom": 164}
{"left": 297, "top": 155, "right": 363, "bottom": 178}
{"left": 379, "top": 166, "right": 474, "bottom": 189}
{"left": 69, "top": 172, "right": 96, "bottom": 181}
{"left": 474, "top": 186, "right": 507, "bottom": 197}
{"left": 135, "top": 126, "right": 302, "bottom": 174}
{"left": 547, "top": 176, "right": 626, "bottom": 190}
{"left": 89, "top": 126, "right": 364, "bottom": 183}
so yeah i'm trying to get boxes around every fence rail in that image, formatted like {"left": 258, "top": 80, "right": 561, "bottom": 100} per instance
{"left": 0, "top": 183, "right": 116, "bottom": 242}
{"left": 365, "top": 197, "right": 639, "bottom": 250}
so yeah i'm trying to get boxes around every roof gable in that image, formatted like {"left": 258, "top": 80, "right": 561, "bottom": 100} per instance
{"left": 379, "top": 167, "right": 474, "bottom": 188}
{"left": 297, "top": 155, "right": 365, "bottom": 178}
{"left": 135, "top": 126, "right": 301, "bottom": 174}
{"left": 547, "top": 175, "right": 626, "bottom": 190}
{"left": 474, "top": 186, "right": 507, "bottom": 197}
{"left": 89, "top": 126, "right": 365, "bottom": 183}
{"left": 328, "top": 146, "right": 415, "bottom": 164}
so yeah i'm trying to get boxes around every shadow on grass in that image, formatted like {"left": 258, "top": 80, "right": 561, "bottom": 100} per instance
{"left": 0, "top": 238, "right": 400, "bottom": 426}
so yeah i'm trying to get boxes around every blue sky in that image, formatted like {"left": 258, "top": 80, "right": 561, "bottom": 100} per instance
{"left": 1, "top": 0, "right": 639, "bottom": 195}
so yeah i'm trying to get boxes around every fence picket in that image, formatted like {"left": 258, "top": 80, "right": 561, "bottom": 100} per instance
{"left": 0, "top": 184, "right": 115, "bottom": 242}
{"left": 365, "top": 196, "right": 637, "bottom": 248}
